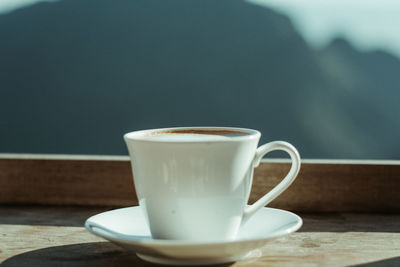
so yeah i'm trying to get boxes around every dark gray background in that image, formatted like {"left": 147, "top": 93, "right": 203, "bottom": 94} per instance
{"left": 1, "top": 0, "right": 399, "bottom": 159}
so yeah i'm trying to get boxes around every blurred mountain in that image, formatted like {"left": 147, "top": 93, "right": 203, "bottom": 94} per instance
{"left": 0, "top": 0, "right": 399, "bottom": 158}
{"left": 313, "top": 38, "right": 400, "bottom": 158}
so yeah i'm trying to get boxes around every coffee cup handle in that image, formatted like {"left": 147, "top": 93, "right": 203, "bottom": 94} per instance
{"left": 242, "top": 141, "right": 301, "bottom": 223}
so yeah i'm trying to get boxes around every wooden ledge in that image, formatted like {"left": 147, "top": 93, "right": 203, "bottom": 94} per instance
{"left": 0, "top": 154, "right": 399, "bottom": 212}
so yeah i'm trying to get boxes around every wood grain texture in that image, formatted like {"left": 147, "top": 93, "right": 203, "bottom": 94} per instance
{"left": 1, "top": 206, "right": 400, "bottom": 266}
{"left": 0, "top": 157, "right": 137, "bottom": 206}
{"left": 0, "top": 155, "right": 400, "bottom": 212}
{"left": 251, "top": 162, "right": 400, "bottom": 212}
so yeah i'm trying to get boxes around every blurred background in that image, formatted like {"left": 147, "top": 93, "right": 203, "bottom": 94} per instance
{"left": 1, "top": 0, "right": 399, "bottom": 159}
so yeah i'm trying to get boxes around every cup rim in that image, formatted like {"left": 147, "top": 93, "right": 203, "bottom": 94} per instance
{"left": 124, "top": 126, "right": 261, "bottom": 143}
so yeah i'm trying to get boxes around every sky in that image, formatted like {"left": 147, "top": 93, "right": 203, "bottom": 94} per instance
{"left": 0, "top": 0, "right": 56, "bottom": 14}
{"left": 1, "top": 0, "right": 400, "bottom": 58}
{"left": 248, "top": 0, "right": 400, "bottom": 58}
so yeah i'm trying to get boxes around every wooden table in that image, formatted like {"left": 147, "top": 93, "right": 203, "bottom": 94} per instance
{"left": 1, "top": 155, "right": 400, "bottom": 266}
{"left": 1, "top": 206, "right": 400, "bottom": 266}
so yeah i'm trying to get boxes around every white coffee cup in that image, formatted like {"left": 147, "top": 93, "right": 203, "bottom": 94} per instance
{"left": 124, "top": 127, "right": 300, "bottom": 241}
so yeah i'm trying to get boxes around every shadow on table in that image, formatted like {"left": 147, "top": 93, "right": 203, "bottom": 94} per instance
{"left": 0, "top": 242, "right": 234, "bottom": 267}
{"left": 0, "top": 206, "right": 110, "bottom": 227}
{"left": 1, "top": 206, "right": 400, "bottom": 233}
{"left": 351, "top": 257, "right": 400, "bottom": 267}
{"left": 298, "top": 213, "right": 400, "bottom": 233}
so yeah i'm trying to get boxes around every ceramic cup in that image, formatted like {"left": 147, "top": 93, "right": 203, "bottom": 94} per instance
{"left": 124, "top": 127, "right": 300, "bottom": 241}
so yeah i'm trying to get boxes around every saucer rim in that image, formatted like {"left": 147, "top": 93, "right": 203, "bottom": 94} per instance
{"left": 85, "top": 206, "right": 303, "bottom": 247}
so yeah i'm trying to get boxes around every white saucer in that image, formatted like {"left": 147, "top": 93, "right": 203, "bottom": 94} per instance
{"left": 85, "top": 206, "right": 302, "bottom": 265}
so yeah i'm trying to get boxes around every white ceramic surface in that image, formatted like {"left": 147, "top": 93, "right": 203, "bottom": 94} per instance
{"left": 124, "top": 127, "right": 301, "bottom": 241}
{"left": 85, "top": 206, "right": 303, "bottom": 266}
